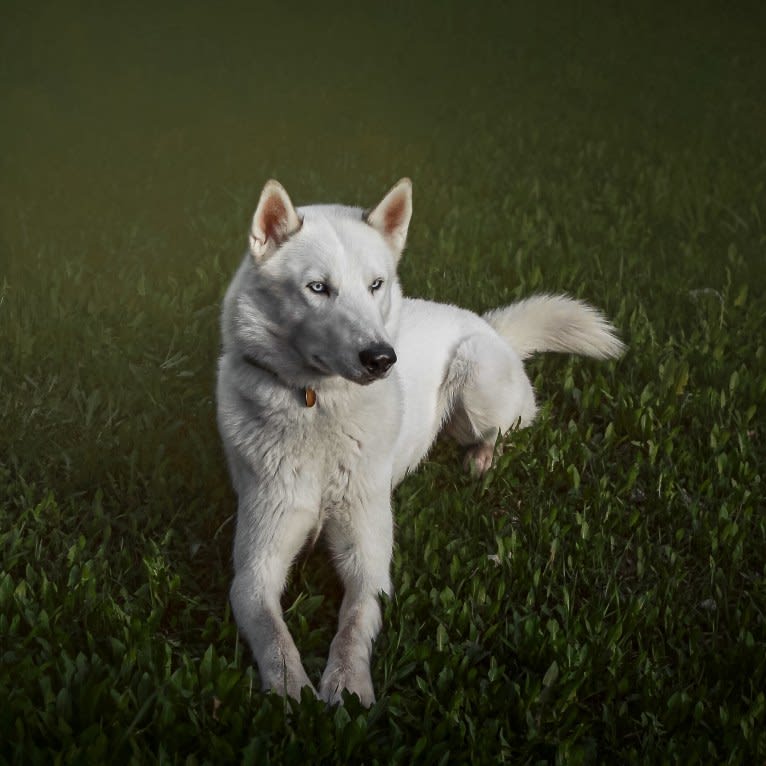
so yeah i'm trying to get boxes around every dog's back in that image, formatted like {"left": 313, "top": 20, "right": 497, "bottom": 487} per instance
{"left": 392, "top": 294, "right": 624, "bottom": 481}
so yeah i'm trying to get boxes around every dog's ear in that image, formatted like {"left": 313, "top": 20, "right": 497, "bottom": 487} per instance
{"left": 365, "top": 178, "right": 412, "bottom": 258}
{"left": 249, "top": 180, "right": 302, "bottom": 262}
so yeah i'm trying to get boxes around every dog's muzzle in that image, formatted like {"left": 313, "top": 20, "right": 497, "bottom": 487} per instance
{"left": 359, "top": 344, "right": 397, "bottom": 378}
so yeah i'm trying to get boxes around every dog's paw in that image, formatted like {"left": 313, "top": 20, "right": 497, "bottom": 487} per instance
{"left": 262, "top": 665, "right": 317, "bottom": 702}
{"left": 463, "top": 442, "right": 495, "bottom": 476}
{"left": 319, "top": 665, "right": 375, "bottom": 707}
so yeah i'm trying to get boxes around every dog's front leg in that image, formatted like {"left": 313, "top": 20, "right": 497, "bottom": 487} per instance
{"left": 230, "top": 485, "right": 319, "bottom": 700}
{"left": 319, "top": 492, "right": 393, "bottom": 706}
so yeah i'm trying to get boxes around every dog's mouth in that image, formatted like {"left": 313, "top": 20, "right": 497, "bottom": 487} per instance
{"left": 308, "top": 355, "right": 392, "bottom": 386}
{"left": 354, "top": 372, "right": 384, "bottom": 386}
{"left": 308, "top": 355, "right": 333, "bottom": 376}
{"left": 345, "top": 361, "right": 396, "bottom": 386}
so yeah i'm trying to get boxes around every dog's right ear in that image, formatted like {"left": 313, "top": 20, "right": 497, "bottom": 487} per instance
{"left": 249, "top": 180, "right": 302, "bottom": 262}
{"left": 365, "top": 178, "right": 412, "bottom": 258}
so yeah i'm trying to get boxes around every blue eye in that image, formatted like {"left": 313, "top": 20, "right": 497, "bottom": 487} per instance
{"left": 370, "top": 278, "right": 384, "bottom": 293}
{"left": 307, "top": 281, "right": 329, "bottom": 295}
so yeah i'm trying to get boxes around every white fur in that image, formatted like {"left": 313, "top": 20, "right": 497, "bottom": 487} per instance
{"left": 483, "top": 294, "right": 625, "bottom": 360}
{"left": 216, "top": 179, "right": 623, "bottom": 706}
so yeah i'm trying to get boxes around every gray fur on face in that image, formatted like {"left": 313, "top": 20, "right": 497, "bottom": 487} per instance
{"left": 223, "top": 205, "right": 400, "bottom": 388}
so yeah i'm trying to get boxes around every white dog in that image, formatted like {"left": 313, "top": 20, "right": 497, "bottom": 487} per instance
{"left": 216, "top": 178, "right": 623, "bottom": 706}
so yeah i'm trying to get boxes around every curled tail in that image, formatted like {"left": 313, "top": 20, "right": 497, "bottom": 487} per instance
{"left": 483, "top": 294, "right": 625, "bottom": 360}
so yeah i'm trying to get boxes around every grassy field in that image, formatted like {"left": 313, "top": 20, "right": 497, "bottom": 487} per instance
{"left": 2, "top": 1, "right": 765, "bottom": 763}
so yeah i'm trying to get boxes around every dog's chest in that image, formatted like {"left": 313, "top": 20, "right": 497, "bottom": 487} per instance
{"left": 231, "top": 377, "right": 400, "bottom": 518}
{"left": 313, "top": 417, "right": 366, "bottom": 515}
{"left": 311, "top": 390, "right": 397, "bottom": 517}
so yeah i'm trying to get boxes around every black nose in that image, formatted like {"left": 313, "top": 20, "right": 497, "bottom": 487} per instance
{"left": 359, "top": 344, "right": 397, "bottom": 377}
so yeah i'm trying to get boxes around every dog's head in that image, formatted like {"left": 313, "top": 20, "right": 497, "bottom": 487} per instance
{"left": 230, "top": 178, "right": 412, "bottom": 387}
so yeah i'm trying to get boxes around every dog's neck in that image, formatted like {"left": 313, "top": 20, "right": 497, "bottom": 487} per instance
{"left": 241, "top": 353, "right": 317, "bottom": 407}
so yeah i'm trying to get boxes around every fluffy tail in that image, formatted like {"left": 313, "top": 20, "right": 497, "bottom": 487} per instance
{"left": 483, "top": 294, "right": 625, "bottom": 360}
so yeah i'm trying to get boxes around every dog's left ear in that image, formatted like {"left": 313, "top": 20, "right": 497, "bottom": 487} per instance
{"left": 365, "top": 178, "right": 412, "bottom": 258}
{"left": 249, "top": 180, "right": 302, "bottom": 262}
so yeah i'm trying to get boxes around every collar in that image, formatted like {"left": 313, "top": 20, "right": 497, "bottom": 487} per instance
{"left": 241, "top": 354, "right": 317, "bottom": 407}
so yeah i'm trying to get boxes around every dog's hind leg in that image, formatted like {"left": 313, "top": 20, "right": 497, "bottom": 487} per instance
{"left": 444, "top": 333, "right": 538, "bottom": 475}
{"left": 319, "top": 490, "right": 393, "bottom": 707}
{"left": 229, "top": 483, "right": 319, "bottom": 700}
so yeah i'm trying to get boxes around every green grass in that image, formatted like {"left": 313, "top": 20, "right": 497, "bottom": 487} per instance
{"left": 2, "top": 1, "right": 765, "bottom": 763}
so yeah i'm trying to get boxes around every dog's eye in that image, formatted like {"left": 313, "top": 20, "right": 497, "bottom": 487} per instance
{"left": 370, "top": 278, "right": 384, "bottom": 293}
{"left": 307, "top": 281, "right": 329, "bottom": 295}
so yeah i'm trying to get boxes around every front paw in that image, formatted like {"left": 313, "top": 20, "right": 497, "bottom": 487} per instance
{"left": 319, "top": 662, "right": 375, "bottom": 707}
{"left": 261, "top": 663, "right": 317, "bottom": 701}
